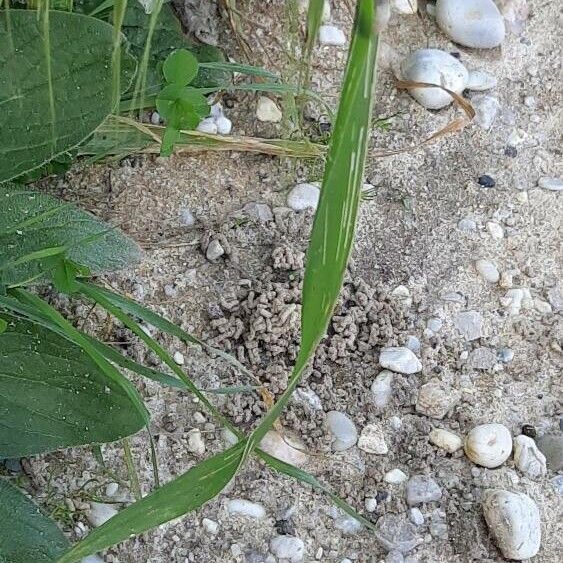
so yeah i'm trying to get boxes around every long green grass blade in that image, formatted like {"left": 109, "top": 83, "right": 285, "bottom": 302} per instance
{"left": 249, "top": 0, "right": 379, "bottom": 448}
{"left": 56, "top": 441, "right": 247, "bottom": 563}
{"left": 299, "top": 0, "right": 324, "bottom": 95}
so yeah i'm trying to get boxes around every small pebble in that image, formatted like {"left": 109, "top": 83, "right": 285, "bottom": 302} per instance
{"left": 105, "top": 482, "right": 119, "bottom": 497}
{"left": 458, "top": 217, "right": 477, "bottom": 232}
{"left": 464, "top": 423, "right": 512, "bottom": 468}
{"left": 179, "top": 208, "right": 195, "bottom": 227}
{"left": 226, "top": 499, "right": 266, "bottom": 519}
{"left": 187, "top": 429, "right": 205, "bottom": 455}
{"left": 455, "top": 311, "right": 484, "bottom": 341}
{"left": 551, "top": 475, "right": 563, "bottom": 495}
{"left": 472, "top": 95, "right": 500, "bottom": 129}
{"left": 173, "top": 351, "right": 185, "bottom": 365}
{"left": 416, "top": 378, "right": 461, "bottom": 419}
{"left": 365, "top": 497, "right": 378, "bottom": 512}
{"left": 358, "top": 423, "right": 388, "bottom": 455}
{"left": 482, "top": 490, "right": 541, "bottom": 560}
{"left": 477, "top": 174, "right": 496, "bottom": 188}
{"left": 384, "top": 468, "right": 409, "bottom": 484}
{"left": 287, "top": 183, "right": 320, "bottom": 212}
{"left": 475, "top": 259, "right": 500, "bottom": 283}
{"left": 293, "top": 388, "right": 323, "bottom": 411}
{"left": 334, "top": 514, "right": 363, "bottom": 535}
{"left": 538, "top": 177, "right": 563, "bottom": 191}
{"left": 497, "top": 347, "right": 514, "bottom": 363}
{"left": 466, "top": 70, "right": 497, "bottom": 91}
{"left": 150, "top": 111, "right": 161, "bottom": 125}
{"left": 318, "top": 25, "right": 346, "bottom": 46}
{"left": 392, "top": 0, "right": 417, "bottom": 14}
{"left": 426, "top": 317, "right": 442, "bottom": 333}
{"left": 371, "top": 370, "right": 394, "bottom": 409}
{"left": 469, "top": 346, "right": 497, "bottom": 370}
{"left": 196, "top": 117, "right": 218, "bottom": 134}
{"left": 270, "top": 535, "right": 305, "bottom": 562}
{"left": 401, "top": 49, "right": 468, "bottom": 109}
{"left": 535, "top": 434, "right": 563, "bottom": 471}
{"left": 513, "top": 435, "right": 547, "bottom": 479}
{"left": 259, "top": 430, "right": 308, "bottom": 467}
{"left": 215, "top": 115, "right": 232, "bottom": 135}
{"left": 409, "top": 508, "right": 425, "bottom": 526}
{"left": 82, "top": 556, "right": 104, "bottom": 563}
{"left": 256, "top": 96, "right": 282, "bottom": 123}
{"left": 87, "top": 502, "right": 118, "bottom": 527}
{"left": 386, "top": 551, "right": 405, "bottom": 563}
{"left": 374, "top": 514, "right": 423, "bottom": 553}
{"left": 405, "top": 335, "right": 421, "bottom": 353}
{"left": 379, "top": 347, "right": 422, "bottom": 374}
{"left": 429, "top": 428, "right": 463, "bottom": 453}
{"left": 435, "top": 0, "right": 505, "bottom": 48}
{"left": 206, "top": 240, "right": 225, "bottom": 261}
{"left": 326, "top": 411, "right": 358, "bottom": 451}
{"left": 202, "top": 518, "right": 219, "bottom": 534}
{"left": 406, "top": 475, "right": 442, "bottom": 505}
{"left": 486, "top": 221, "right": 504, "bottom": 239}
{"left": 504, "top": 145, "right": 518, "bottom": 157}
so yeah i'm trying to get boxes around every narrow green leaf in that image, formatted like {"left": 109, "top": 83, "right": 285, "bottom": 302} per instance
{"left": 57, "top": 441, "right": 246, "bottom": 563}
{"left": 163, "top": 49, "right": 199, "bottom": 85}
{"left": 0, "top": 314, "right": 146, "bottom": 458}
{"left": 199, "top": 61, "right": 278, "bottom": 80}
{"left": 0, "top": 318, "right": 7, "bottom": 334}
{"left": 0, "top": 479, "right": 70, "bottom": 562}
{"left": 249, "top": 0, "right": 379, "bottom": 448}
{"left": 0, "top": 10, "right": 135, "bottom": 182}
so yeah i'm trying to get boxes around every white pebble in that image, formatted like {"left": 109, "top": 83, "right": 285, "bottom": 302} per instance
{"left": 475, "top": 259, "right": 500, "bottom": 283}
{"left": 391, "top": 285, "right": 412, "bottom": 307}
{"left": 401, "top": 49, "right": 468, "bottom": 110}
{"left": 466, "top": 70, "right": 497, "bottom": 91}
{"left": 486, "top": 221, "right": 504, "bottom": 239}
{"left": 206, "top": 240, "right": 225, "bottom": 261}
{"left": 334, "top": 514, "right": 363, "bottom": 535}
{"left": 501, "top": 288, "right": 533, "bottom": 315}
{"left": 270, "top": 535, "right": 305, "bottom": 562}
{"left": 429, "top": 428, "right": 463, "bottom": 453}
{"left": 87, "top": 502, "right": 118, "bottom": 527}
{"left": 365, "top": 497, "right": 378, "bottom": 512}
{"left": 179, "top": 207, "right": 195, "bottom": 227}
{"left": 482, "top": 490, "right": 541, "bottom": 560}
{"left": 187, "top": 429, "right": 205, "bottom": 455}
{"left": 326, "top": 411, "right": 358, "bottom": 451}
{"left": 538, "top": 177, "right": 563, "bottom": 191}
{"left": 409, "top": 507, "right": 425, "bottom": 526}
{"left": 436, "top": 0, "right": 505, "bottom": 49}
{"left": 392, "top": 0, "right": 417, "bottom": 14}
{"left": 358, "top": 423, "right": 388, "bottom": 455}
{"left": 216, "top": 116, "right": 232, "bottom": 135}
{"left": 226, "top": 499, "right": 266, "bottom": 519}
{"left": 202, "top": 517, "right": 219, "bottom": 534}
{"left": 196, "top": 117, "right": 218, "bottom": 134}
{"left": 150, "top": 111, "right": 161, "bottom": 125}
{"left": 105, "top": 482, "right": 119, "bottom": 497}
{"left": 513, "top": 435, "right": 547, "bottom": 479}
{"left": 256, "top": 96, "right": 282, "bottom": 123}
{"left": 379, "top": 347, "right": 422, "bottom": 374}
{"left": 472, "top": 95, "right": 500, "bottom": 129}
{"left": 287, "top": 182, "right": 320, "bottom": 212}
{"left": 259, "top": 430, "right": 308, "bottom": 467}
{"left": 319, "top": 25, "right": 346, "bottom": 46}
{"left": 173, "top": 351, "right": 185, "bottom": 365}
{"left": 464, "top": 423, "right": 513, "bottom": 468}
{"left": 384, "top": 468, "right": 408, "bottom": 484}
{"left": 455, "top": 311, "right": 484, "bottom": 340}
{"left": 371, "top": 370, "right": 394, "bottom": 409}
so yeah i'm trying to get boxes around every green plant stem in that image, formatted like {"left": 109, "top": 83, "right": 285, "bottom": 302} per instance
{"left": 122, "top": 438, "right": 142, "bottom": 501}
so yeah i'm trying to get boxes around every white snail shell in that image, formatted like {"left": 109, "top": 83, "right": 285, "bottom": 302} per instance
{"left": 464, "top": 423, "right": 512, "bottom": 468}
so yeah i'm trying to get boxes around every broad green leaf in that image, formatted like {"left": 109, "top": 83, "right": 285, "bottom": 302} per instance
{"left": 0, "top": 186, "right": 140, "bottom": 286}
{"left": 156, "top": 85, "right": 209, "bottom": 129}
{"left": 163, "top": 49, "right": 199, "bottom": 85}
{"left": 249, "top": 0, "right": 379, "bottom": 447}
{"left": 0, "top": 10, "right": 135, "bottom": 182}
{"left": 0, "top": 315, "right": 146, "bottom": 458}
{"left": 57, "top": 441, "right": 246, "bottom": 562}
{"left": 0, "top": 479, "right": 70, "bottom": 562}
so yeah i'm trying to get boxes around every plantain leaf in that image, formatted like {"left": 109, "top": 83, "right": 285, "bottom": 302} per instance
{"left": 0, "top": 186, "right": 140, "bottom": 287}
{"left": 0, "top": 314, "right": 146, "bottom": 458}
{"left": 57, "top": 441, "right": 246, "bottom": 562}
{"left": 0, "top": 9, "right": 135, "bottom": 182}
{"left": 0, "top": 479, "right": 70, "bottom": 563}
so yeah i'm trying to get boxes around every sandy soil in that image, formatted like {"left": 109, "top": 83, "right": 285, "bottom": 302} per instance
{"left": 12, "top": 1, "right": 562, "bottom": 562}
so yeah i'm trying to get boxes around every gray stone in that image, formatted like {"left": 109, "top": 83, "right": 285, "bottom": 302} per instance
{"left": 401, "top": 49, "right": 468, "bottom": 109}
{"left": 386, "top": 551, "right": 405, "bottom": 563}
{"left": 379, "top": 347, "right": 422, "bottom": 374}
{"left": 426, "top": 317, "right": 443, "bottom": 333}
{"left": 436, "top": 0, "right": 505, "bottom": 48}
{"left": 551, "top": 475, "right": 563, "bottom": 495}
{"left": 405, "top": 335, "right": 421, "bottom": 353}
{"left": 538, "top": 177, "right": 563, "bottom": 191}
{"left": 469, "top": 347, "right": 497, "bottom": 370}
{"left": 243, "top": 202, "right": 273, "bottom": 222}
{"left": 318, "top": 25, "right": 346, "bottom": 46}
{"left": 206, "top": 240, "right": 225, "bottom": 261}
{"left": 358, "top": 423, "right": 388, "bottom": 455}
{"left": 269, "top": 535, "right": 305, "bottom": 562}
{"left": 430, "top": 520, "right": 448, "bottom": 539}
{"left": 371, "top": 370, "right": 394, "bottom": 409}
{"left": 227, "top": 499, "right": 266, "bottom": 519}
{"left": 179, "top": 207, "right": 196, "bottom": 227}
{"left": 334, "top": 514, "right": 363, "bottom": 535}
{"left": 513, "top": 435, "right": 547, "bottom": 479}
{"left": 87, "top": 502, "right": 118, "bottom": 527}
{"left": 326, "top": 411, "right": 358, "bottom": 451}
{"left": 536, "top": 434, "right": 563, "bottom": 471}
{"left": 409, "top": 508, "right": 425, "bottom": 526}
{"left": 287, "top": 183, "right": 320, "bottom": 212}
{"left": 472, "top": 95, "right": 500, "bottom": 129}
{"left": 374, "top": 514, "right": 423, "bottom": 553}
{"left": 458, "top": 217, "right": 477, "bottom": 232}
{"left": 497, "top": 347, "right": 514, "bottom": 363}
{"left": 475, "top": 259, "right": 500, "bottom": 283}
{"left": 416, "top": 378, "right": 461, "bottom": 419}
{"left": 455, "top": 311, "right": 484, "bottom": 341}
{"left": 406, "top": 475, "right": 442, "bottom": 505}
{"left": 547, "top": 285, "right": 563, "bottom": 311}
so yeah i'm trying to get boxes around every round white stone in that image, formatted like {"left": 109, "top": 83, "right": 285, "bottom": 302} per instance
{"left": 384, "top": 468, "right": 409, "bottom": 484}
{"left": 401, "top": 49, "right": 469, "bottom": 109}
{"left": 287, "top": 183, "right": 320, "bottom": 212}
{"left": 173, "top": 351, "right": 185, "bottom": 365}
{"left": 482, "top": 490, "right": 541, "bottom": 560}
{"left": 319, "top": 25, "right": 346, "bottom": 46}
{"left": 436, "top": 0, "right": 506, "bottom": 49}
{"left": 464, "top": 423, "right": 513, "bottom": 468}
{"left": 326, "top": 411, "right": 358, "bottom": 451}
{"left": 216, "top": 116, "right": 232, "bottom": 135}
{"left": 379, "top": 347, "right": 422, "bottom": 374}
{"left": 256, "top": 96, "right": 282, "bottom": 123}
{"left": 226, "top": 499, "right": 266, "bottom": 519}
